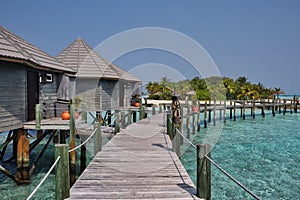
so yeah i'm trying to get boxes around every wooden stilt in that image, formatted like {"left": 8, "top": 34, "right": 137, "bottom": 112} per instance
{"left": 204, "top": 101, "right": 207, "bottom": 128}
{"left": 16, "top": 129, "right": 30, "bottom": 184}
{"left": 197, "top": 101, "right": 201, "bottom": 131}
{"left": 223, "top": 100, "right": 226, "bottom": 123}
{"left": 229, "top": 99, "right": 233, "bottom": 119}
{"left": 234, "top": 100, "right": 236, "bottom": 121}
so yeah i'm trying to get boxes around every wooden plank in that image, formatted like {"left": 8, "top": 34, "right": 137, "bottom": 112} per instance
{"left": 68, "top": 114, "right": 200, "bottom": 200}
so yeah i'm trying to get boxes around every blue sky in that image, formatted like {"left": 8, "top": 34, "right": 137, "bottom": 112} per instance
{"left": 1, "top": 0, "right": 300, "bottom": 94}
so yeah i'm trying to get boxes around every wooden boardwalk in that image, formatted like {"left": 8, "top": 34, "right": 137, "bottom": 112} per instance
{"left": 68, "top": 113, "right": 200, "bottom": 200}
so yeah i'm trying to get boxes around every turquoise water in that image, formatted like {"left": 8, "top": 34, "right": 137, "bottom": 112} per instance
{"left": 181, "top": 111, "right": 300, "bottom": 199}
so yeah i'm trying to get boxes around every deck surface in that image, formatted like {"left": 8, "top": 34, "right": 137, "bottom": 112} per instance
{"left": 68, "top": 114, "right": 200, "bottom": 200}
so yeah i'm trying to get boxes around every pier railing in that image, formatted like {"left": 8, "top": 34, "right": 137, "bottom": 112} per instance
{"left": 163, "top": 97, "right": 300, "bottom": 200}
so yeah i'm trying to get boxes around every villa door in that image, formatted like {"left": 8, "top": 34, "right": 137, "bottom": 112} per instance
{"left": 27, "top": 71, "right": 39, "bottom": 121}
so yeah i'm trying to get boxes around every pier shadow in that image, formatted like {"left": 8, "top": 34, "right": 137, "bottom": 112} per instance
{"left": 177, "top": 183, "right": 197, "bottom": 198}
{"left": 152, "top": 143, "right": 172, "bottom": 151}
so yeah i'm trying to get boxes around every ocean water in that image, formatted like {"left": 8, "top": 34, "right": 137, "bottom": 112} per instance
{"left": 181, "top": 111, "right": 300, "bottom": 199}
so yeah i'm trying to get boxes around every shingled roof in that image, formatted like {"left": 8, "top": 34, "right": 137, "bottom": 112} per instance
{"left": 56, "top": 37, "right": 141, "bottom": 82}
{"left": 0, "top": 26, "right": 74, "bottom": 73}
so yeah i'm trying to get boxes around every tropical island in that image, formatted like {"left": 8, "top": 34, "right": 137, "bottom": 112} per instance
{"left": 146, "top": 76, "right": 284, "bottom": 100}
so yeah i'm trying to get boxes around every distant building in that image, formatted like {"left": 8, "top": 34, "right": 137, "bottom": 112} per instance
{"left": 0, "top": 26, "right": 75, "bottom": 132}
{"left": 56, "top": 38, "right": 141, "bottom": 112}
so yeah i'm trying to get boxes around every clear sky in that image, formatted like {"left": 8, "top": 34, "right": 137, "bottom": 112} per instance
{"left": 1, "top": 0, "right": 300, "bottom": 94}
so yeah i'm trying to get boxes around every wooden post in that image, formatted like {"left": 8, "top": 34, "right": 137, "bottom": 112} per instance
{"left": 233, "top": 100, "right": 236, "bottom": 121}
{"left": 133, "top": 111, "right": 137, "bottom": 123}
{"left": 262, "top": 100, "right": 266, "bottom": 118}
{"left": 204, "top": 101, "right": 207, "bottom": 128}
{"left": 167, "top": 113, "right": 172, "bottom": 139}
{"left": 197, "top": 144, "right": 211, "bottom": 199}
{"left": 252, "top": 100, "right": 256, "bottom": 119}
{"left": 229, "top": 99, "right": 232, "bottom": 119}
{"left": 55, "top": 144, "right": 70, "bottom": 200}
{"left": 152, "top": 105, "right": 155, "bottom": 115}
{"left": 35, "top": 104, "right": 41, "bottom": 130}
{"left": 128, "top": 109, "right": 132, "bottom": 125}
{"left": 243, "top": 100, "right": 246, "bottom": 120}
{"left": 159, "top": 104, "right": 162, "bottom": 113}
{"left": 294, "top": 96, "right": 298, "bottom": 113}
{"left": 172, "top": 127, "right": 181, "bottom": 158}
{"left": 197, "top": 101, "right": 201, "bottom": 131}
{"left": 213, "top": 98, "right": 216, "bottom": 126}
{"left": 180, "top": 106, "right": 184, "bottom": 134}
{"left": 139, "top": 106, "right": 145, "bottom": 120}
{"left": 192, "top": 113, "right": 196, "bottom": 135}
{"left": 16, "top": 129, "right": 30, "bottom": 184}
{"left": 80, "top": 139, "right": 86, "bottom": 174}
{"left": 115, "top": 110, "right": 120, "bottom": 134}
{"left": 69, "top": 104, "right": 76, "bottom": 187}
{"left": 94, "top": 121, "right": 102, "bottom": 155}
{"left": 53, "top": 130, "right": 59, "bottom": 144}
{"left": 107, "top": 110, "right": 112, "bottom": 126}
{"left": 223, "top": 100, "right": 226, "bottom": 123}
{"left": 208, "top": 100, "right": 211, "bottom": 123}
{"left": 272, "top": 99, "right": 276, "bottom": 116}
{"left": 219, "top": 101, "right": 222, "bottom": 121}
{"left": 60, "top": 130, "right": 66, "bottom": 144}
{"left": 290, "top": 100, "right": 293, "bottom": 114}
{"left": 187, "top": 104, "right": 191, "bottom": 139}
{"left": 283, "top": 99, "right": 286, "bottom": 115}
{"left": 121, "top": 111, "right": 126, "bottom": 129}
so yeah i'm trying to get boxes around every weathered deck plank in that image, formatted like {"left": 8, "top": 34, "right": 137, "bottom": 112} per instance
{"left": 68, "top": 114, "right": 200, "bottom": 200}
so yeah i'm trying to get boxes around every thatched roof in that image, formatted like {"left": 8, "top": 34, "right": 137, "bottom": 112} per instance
{"left": 0, "top": 26, "right": 74, "bottom": 73}
{"left": 56, "top": 37, "right": 141, "bottom": 82}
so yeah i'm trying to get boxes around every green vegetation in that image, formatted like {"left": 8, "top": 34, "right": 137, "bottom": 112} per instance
{"left": 146, "top": 76, "right": 284, "bottom": 100}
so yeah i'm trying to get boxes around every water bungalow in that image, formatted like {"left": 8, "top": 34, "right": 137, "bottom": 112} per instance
{"left": 56, "top": 38, "right": 142, "bottom": 113}
{"left": 0, "top": 26, "right": 75, "bottom": 133}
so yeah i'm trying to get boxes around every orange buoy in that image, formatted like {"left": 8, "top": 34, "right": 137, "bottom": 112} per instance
{"left": 62, "top": 111, "right": 70, "bottom": 120}
{"left": 134, "top": 102, "right": 140, "bottom": 107}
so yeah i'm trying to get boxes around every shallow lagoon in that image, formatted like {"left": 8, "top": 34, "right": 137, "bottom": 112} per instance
{"left": 181, "top": 111, "right": 300, "bottom": 199}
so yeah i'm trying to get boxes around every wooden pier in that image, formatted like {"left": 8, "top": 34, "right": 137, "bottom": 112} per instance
{"left": 67, "top": 113, "right": 200, "bottom": 200}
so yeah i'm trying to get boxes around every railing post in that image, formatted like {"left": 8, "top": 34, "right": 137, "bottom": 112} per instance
{"left": 69, "top": 104, "right": 76, "bottom": 186}
{"left": 121, "top": 111, "right": 126, "bottom": 129}
{"left": 197, "top": 101, "right": 201, "bottom": 131}
{"left": 35, "top": 104, "right": 41, "bottom": 130}
{"left": 197, "top": 144, "right": 211, "bottom": 200}
{"left": 204, "top": 101, "right": 207, "bottom": 128}
{"left": 55, "top": 144, "right": 70, "bottom": 200}
{"left": 213, "top": 98, "right": 216, "bottom": 126}
{"left": 94, "top": 121, "right": 102, "bottom": 155}
{"left": 115, "top": 110, "right": 120, "bottom": 134}
{"left": 233, "top": 100, "right": 236, "bottom": 121}
{"left": 128, "top": 109, "right": 132, "bottom": 125}
{"left": 262, "top": 100, "right": 266, "bottom": 118}
{"left": 223, "top": 100, "right": 226, "bottom": 123}
{"left": 167, "top": 113, "right": 172, "bottom": 139}
{"left": 152, "top": 105, "right": 155, "bottom": 115}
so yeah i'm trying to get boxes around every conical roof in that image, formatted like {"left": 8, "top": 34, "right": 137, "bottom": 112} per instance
{"left": 0, "top": 26, "right": 74, "bottom": 73}
{"left": 57, "top": 38, "right": 140, "bottom": 81}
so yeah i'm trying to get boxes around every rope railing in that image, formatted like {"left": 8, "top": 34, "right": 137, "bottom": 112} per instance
{"left": 26, "top": 156, "right": 61, "bottom": 200}
{"left": 68, "top": 128, "right": 97, "bottom": 153}
{"left": 175, "top": 128, "right": 261, "bottom": 200}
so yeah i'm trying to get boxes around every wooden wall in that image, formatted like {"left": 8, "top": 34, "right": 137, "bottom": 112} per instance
{"left": 75, "top": 78, "right": 120, "bottom": 112}
{"left": 0, "top": 61, "right": 26, "bottom": 132}
{"left": 100, "top": 80, "right": 119, "bottom": 111}
{"left": 39, "top": 72, "right": 59, "bottom": 119}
